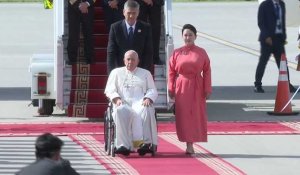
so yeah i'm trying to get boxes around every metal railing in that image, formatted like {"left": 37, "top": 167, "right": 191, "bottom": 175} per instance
{"left": 54, "top": 0, "right": 65, "bottom": 109}
{"left": 164, "top": 0, "right": 174, "bottom": 109}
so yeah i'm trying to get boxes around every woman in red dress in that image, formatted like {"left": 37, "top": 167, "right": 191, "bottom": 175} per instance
{"left": 168, "top": 24, "right": 212, "bottom": 154}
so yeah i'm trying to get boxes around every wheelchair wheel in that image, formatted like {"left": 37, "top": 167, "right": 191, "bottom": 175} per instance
{"left": 106, "top": 105, "right": 116, "bottom": 157}
{"left": 104, "top": 111, "right": 109, "bottom": 153}
{"left": 110, "top": 116, "right": 116, "bottom": 157}
{"left": 107, "top": 127, "right": 112, "bottom": 156}
{"left": 111, "top": 140, "right": 115, "bottom": 157}
{"left": 105, "top": 108, "right": 112, "bottom": 155}
{"left": 109, "top": 121, "right": 115, "bottom": 157}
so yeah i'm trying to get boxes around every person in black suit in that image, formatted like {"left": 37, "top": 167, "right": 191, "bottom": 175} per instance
{"left": 16, "top": 133, "right": 79, "bottom": 175}
{"left": 254, "top": 0, "right": 295, "bottom": 93}
{"left": 67, "top": 0, "right": 95, "bottom": 65}
{"left": 137, "top": 0, "right": 164, "bottom": 65}
{"left": 102, "top": 0, "right": 126, "bottom": 31}
{"left": 107, "top": 0, "right": 153, "bottom": 73}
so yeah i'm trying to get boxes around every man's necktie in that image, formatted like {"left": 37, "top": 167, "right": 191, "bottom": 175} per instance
{"left": 128, "top": 26, "right": 134, "bottom": 45}
{"left": 274, "top": 3, "right": 282, "bottom": 30}
{"left": 274, "top": 3, "right": 280, "bottom": 20}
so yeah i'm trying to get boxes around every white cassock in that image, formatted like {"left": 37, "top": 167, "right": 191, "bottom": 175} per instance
{"left": 104, "top": 67, "right": 158, "bottom": 150}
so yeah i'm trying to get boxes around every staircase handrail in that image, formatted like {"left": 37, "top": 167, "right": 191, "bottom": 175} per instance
{"left": 164, "top": 0, "right": 175, "bottom": 109}
{"left": 54, "top": 0, "right": 65, "bottom": 109}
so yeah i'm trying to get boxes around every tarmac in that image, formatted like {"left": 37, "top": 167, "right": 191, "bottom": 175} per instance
{"left": 1, "top": 1, "right": 300, "bottom": 175}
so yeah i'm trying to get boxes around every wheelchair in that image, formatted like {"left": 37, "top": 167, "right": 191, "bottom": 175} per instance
{"left": 104, "top": 102, "right": 116, "bottom": 157}
{"left": 104, "top": 102, "right": 157, "bottom": 157}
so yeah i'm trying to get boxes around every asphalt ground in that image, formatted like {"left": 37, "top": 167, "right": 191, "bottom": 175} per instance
{"left": 1, "top": 2, "right": 300, "bottom": 174}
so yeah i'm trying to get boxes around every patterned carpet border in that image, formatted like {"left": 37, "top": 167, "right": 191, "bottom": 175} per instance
{"left": 280, "top": 122, "right": 300, "bottom": 132}
{"left": 159, "top": 134, "right": 246, "bottom": 175}
{"left": 70, "top": 134, "right": 139, "bottom": 175}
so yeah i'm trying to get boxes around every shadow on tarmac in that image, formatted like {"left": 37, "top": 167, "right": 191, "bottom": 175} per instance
{"left": 211, "top": 86, "right": 300, "bottom": 100}
{"left": 208, "top": 86, "right": 300, "bottom": 122}
{"left": 0, "top": 87, "right": 30, "bottom": 101}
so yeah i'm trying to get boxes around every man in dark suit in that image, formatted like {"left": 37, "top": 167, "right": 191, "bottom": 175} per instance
{"left": 107, "top": 0, "right": 153, "bottom": 73}
{"left": 67, "top": 0, "right": 96, "bottom": 65}
{"left": 254, "top": 0, "right": 295, "bottom": 93}
{"left": 16, "top": 133, "right": 79, "bottom": 175}
{"left": 137, "top": 0, "right": 164, "bottom": 65}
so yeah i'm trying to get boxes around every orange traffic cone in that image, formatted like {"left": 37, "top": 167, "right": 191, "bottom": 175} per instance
{"left": 267, "top": 54, "right": 299, "bottom": 115}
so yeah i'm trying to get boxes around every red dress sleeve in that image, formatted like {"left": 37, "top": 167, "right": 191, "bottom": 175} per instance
{"left": 168, "top": 50, "right": 178, "bottom": 94}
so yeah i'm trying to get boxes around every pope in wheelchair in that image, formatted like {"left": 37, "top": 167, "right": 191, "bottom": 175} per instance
{"left": 104, "top": 50, "right": 158, "bottom": 156}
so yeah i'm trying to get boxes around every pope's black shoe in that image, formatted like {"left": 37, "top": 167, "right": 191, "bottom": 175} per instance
{"left": 137, "top": 143, "right": 151, "bottom": 156}
{"left": 115, "top": 146, "right": 130, "bottom": 156}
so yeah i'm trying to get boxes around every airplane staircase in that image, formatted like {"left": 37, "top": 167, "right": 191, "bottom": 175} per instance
{"left": 63, "top": 0, "right": 168, "bottom": 118}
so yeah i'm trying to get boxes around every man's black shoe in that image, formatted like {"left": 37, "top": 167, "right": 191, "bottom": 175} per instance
{"left": 137, "top": 143, "right": 151, "bottom": 156}
{"left": 254, "top": 86, "right": 265, "bottom": 93}
{"left": 289, "top": 84, "right": 296, "bottom": 93}
{"left": 115, "top": 146, "right": 130, "bottom": 156}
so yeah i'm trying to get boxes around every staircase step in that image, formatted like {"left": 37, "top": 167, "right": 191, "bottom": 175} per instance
{"left": 94, "top": 0, "right": 101, "bottom": 7}
{"left": 155, "top": 92, "right": 167, "bottom": 106}
{"left": 94, "top": 34, "right": 109, "bottom": 48}
{"left": 71, "top": 48, "right": 107, "bottom": 63}
{"left": 68, "top": 103, "right": 107, "bottom": 118}
{"left": 154, "top": 64, "right": 166, "bottom": 77}
{"left": 80, "top": 34, "right": 108, "bottom": 48}
{"left": 94, "top": 7, "right": 104, "bottom": 20}
{"left": 94, "top": 20, "right": 108, "bottom": 34}
{"left": 71, "top": 75, "right": 108, "bottom": 89}
{"left": 154, "top": 103, "right": 169, "bottom": 109}
{"left": 95, "top": 48, "right": 107, "bottom": 62}
{"left": 72, "top": 63, "right": 107, "bottom": 75}
{"left": 154, "top": 78, "right": 167, "bottom": 91}
{"left": 70, "top": 89, "right": 107, "bottom": 103}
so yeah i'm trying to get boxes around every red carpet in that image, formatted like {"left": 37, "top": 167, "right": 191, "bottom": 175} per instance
{"left": 67, "top": 2, "right": 109, "bottom": 118}
{"left": 0, "top": 121, "right": 299, "bottom": 136}
{"left": 1, "top": 121, "right": 300, "bottom": 174}
{"left": 0, "top": 122, "right": 102, "bottom": 136}
{"left": 70, "top": 134, "right": 245, "bottom": 175}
